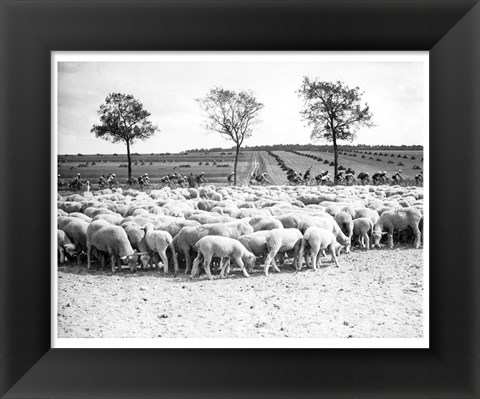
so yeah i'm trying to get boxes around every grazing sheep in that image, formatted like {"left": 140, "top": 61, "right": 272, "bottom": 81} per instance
{"left": 92, "top": 213, "right": 123, "bottom": 225}
{"left": 61, "top": 218, "right": 89, "bottom": 264}
{"left": 302, "top": 216, "right": 351, "bottom": 253}
{"left": 298, "top": 227, "right": 340, "bottom": 270}
{"left": 238, "top": 230, "right": 272, "bottom": 269}
{"left": 173, "top": 221, "right": 253, "bottom": 273}
{"left": 144, "top": 224, "right": 177, "bottom": 275}
{"left": 87, "top": 220, "right": 139, "bottom": 272}
{"left": 248, "top": 216, "right": 283, "bottom": 232}
{"left": 83, "top": 207, "right": 117, "bottom": 218}
{"left": 69, "top": 212, "right": 92, "bottom": 223}
{"left": 352, "top": 217, "right": 374, "bottom": 250}
{"left": 58, "top": 201, "right": 83, "bottom": 214}
{"left": 372, "top": 207, "right": 422, "bottom": 249}
{"left": 354, "top": 208, "right": 380, "bottom": 225}
{"left": 58, "top": 230, "right": 76, "bottom": 263}
{"left": 191, "top": 236, "right": 256, "bottom": 280}
{"left": 155, "top": 219, "right": 201, "bottom": 238}
{"left": 263, "top": 228, "right": 303, "bottom": 276}
{"left": 334, "top": 211, "right": 354, "bottom": 247}
{"left": 122, "top": 223, "right": 151, "bottom": 269}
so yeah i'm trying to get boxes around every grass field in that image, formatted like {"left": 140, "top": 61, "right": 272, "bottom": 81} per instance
{"left": 58, "top": 148, "right": 423, "bottom": 188}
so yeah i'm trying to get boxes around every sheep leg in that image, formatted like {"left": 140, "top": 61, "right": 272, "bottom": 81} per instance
{"left": 77, "top": 251, "right": 82, "bottom": 265}
{"left": 388, "top": 231, "right": 394, "bottom": 249}
{"left": 159, "top": 251, "right": 169, "bottom": 275}
{"left": 110, "top": 255, "right": 116, "bottom": 273}
{"left": 271, "top": 257, "right": 281, "bottom": 273}
{"left": 219, "top": 258, "right": 229, "bottom": 278}
{"left": 263, "top": 247, "right": 279, "bottom": 276}
{"left": 184, "top": 249, "right": 192, "bottom": 274}
{"left": 329, "top": 244, "right": 340, "bottom": 268}
{"left": 235, "top": 257, "right": 250, "bottom": 278}
{"left": 316, "top": 251, "right": 323, "bottom": 269}
{"left": 59, "top": 247, "right": 65, "bottom": 264}
{"left": 413, "top": 228, "right": 422, "bottom": 248}
{"left": 203, "top": 255, "right": 213, "bottom": 281}
{"left": 297, "top": 240, "right": 306, "bottom": 271}
{"left": 169, "top": 242, "right": 179, "bottom": 275}
{"left": 190, "top": 253, "right": 203, "bottom": 278}
{"left": 87, "top": 244, "right": 92, "bottom": 270}
{"left": 364, "top": 234, "right": 370, "bottom": 250}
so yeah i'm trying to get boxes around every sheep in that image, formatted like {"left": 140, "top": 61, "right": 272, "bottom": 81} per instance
{"left": 83, "top": 207, "right": 117, "bottom": 218}
{"left": 173, "top": 221, "right": 253, "bottom": 273}
{"left": 86, "top": 219, "right": 139, "bottom": 272}
{"left": 155, "top": 219, "right": 201, "bottom": 238}
{"left": 237, "top": 230, "right": 273, "bottom": 269}
{"left": 334, "top": 211, "right": 354, "bottom": 247}
{"left": 69, "top": 212, "right": 92, "bottom": 223}
{"left": 122, "top": 223, "right": 151, "bottom": 269}
{"left": 302, "top": 216, "right": 351, "bottom": 253}
{"left": 248, "top": 216, "right": 283, "bottom": 232}
{"left": 354, "top": 208, "right": 380, "bottom": 225}
{"left": 191, "top": 236, "right": 256, "bottom": 280}
{"left": 60, "top": 218, "right": 89, "bottom": 264}
{"left": 144, "top": 223, "right": 177, "bottom": 275}
{"left": 58, "top": 201, "right": 83, "bottom": 214}
{"left": 263, "top": 228, "right": 303, "bottom": 276}
{"left": 372, "top": 207, "right": 422, "bottom": 249}
{"left": 58, "top": 229, "right": 76, "bottom": 263}
{"left": 298, "top": 227, "right": 340, "bottom": 270}
{"left": 352, "top": 217, "right": 374, "bottom": 250}
{"left": 92, "top": 213, "right": 124, "bottom": 225}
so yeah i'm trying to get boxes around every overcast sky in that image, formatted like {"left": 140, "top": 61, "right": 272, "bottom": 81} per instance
{"left": 57, "top": 53, "right": 427, "bottom": 154}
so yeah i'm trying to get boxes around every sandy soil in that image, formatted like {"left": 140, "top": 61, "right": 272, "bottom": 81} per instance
{"left": 58, "top": 246, "right": 423, "bottom": 339}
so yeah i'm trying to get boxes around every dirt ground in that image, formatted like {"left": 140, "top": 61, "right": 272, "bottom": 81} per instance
{"left": 57, "top": 246, "right": 423, "bottom": 339}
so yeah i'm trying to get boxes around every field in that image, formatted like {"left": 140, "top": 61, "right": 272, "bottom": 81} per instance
{"left": 58, "top": 151, "right": 252, "bottom": 185}
{"left": 58, "top": 246, "right": 423, "bottom": 339}
{"left": 58, "top": 148, "right": 423, "bottom": 189}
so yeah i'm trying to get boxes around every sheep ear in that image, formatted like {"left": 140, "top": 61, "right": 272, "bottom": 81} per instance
{"left": 381, "top": 232, "right": 388, "bottom": 235}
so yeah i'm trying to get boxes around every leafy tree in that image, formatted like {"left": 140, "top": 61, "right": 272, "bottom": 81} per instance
{"left": 298, "top": 79, "right": 374, "bottom": 179}
{"left": 195, "top": 88, "right": 264, "bottom": 185}
{"left": 91, "top": 93, "right": 158, "bottom": 181}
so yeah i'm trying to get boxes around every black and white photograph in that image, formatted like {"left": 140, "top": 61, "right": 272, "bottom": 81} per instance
{"left": 54, "top": 52, "right": 428, "bottom": 348}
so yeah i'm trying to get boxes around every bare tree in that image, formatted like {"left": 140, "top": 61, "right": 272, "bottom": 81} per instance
{"left": 298, "top": 79, "right": 374, "bottom": 180}
{"left": 91, "top": 93, "right": 159, "bottom": 181}
{"left": 195, "top": 88, "right": 264, "bottom": 185}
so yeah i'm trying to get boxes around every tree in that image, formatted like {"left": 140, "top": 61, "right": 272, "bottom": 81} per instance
{"left": 298, "top": 79, "right": 374, "bottom": 180}
{"left": 91, "top": 93, "right": 158, "bottom": 181}
{"left": 195, "top": 88, "right": 264, "bottom": 185}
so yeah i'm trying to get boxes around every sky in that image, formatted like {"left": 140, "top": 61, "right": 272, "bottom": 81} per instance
{"left": 56, "top": 53, "right": 427, "bottom": 154}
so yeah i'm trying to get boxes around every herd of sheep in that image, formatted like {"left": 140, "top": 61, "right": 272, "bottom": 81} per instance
{"left": 57, "top": 183, "right": 424, "bottom": 280}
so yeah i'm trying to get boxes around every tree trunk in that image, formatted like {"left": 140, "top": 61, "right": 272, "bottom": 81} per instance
{"left": 332, "top": 133, "right": 338, "bottom": 181}
{"left": 234, "top": 145, "right": 240, "bottom": 185}
{"left": 126, "top": 140, "right": 132, "bottom": 182}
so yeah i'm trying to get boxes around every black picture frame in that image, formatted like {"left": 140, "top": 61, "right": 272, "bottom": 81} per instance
{"left": 1, "top": 0, "right": 479, "bottom": 398}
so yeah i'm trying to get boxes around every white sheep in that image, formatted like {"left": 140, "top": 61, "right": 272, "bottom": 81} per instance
{"left": 298, "top": 227, "right": 340, "bottom": 270}
{"left": 191, "top": 236, "right": 256, "bottom": 280}
{"left": 86, "top": 220, "right": 138, "bottom": 272}
{"left": 58, "top": 229, "right": 76, "bottom": 263}
{"left": 144, "top": 223, "right": 177, "bottom": 275}
{"left": 59, "top": 218, "right": 89, "bottom": 264}
{"left": 372, "top": 207, "right": 422, "bottom": 249}
{"left": 352, "top": 217, "right": 374, "bottom": 250}
{"left": 122, "top": 223, "right": 151, "bottom": 269}
{"left": 263, "top": 228, "right": 303, "bottom": 276}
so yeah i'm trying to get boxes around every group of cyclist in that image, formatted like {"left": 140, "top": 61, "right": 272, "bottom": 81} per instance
{"left": 61, "top": 166, "right": 423, "bottom": 192}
